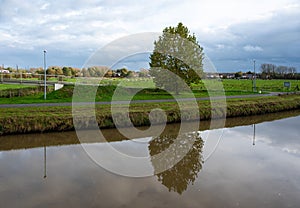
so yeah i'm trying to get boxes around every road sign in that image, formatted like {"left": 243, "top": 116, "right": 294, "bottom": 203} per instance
{"left": 284, "top": 82, "right": 291, "bottom": 88}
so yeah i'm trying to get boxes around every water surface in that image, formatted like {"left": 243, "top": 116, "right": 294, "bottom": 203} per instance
{"left": 0, "top": 111, "right": 300, "bottom": 207}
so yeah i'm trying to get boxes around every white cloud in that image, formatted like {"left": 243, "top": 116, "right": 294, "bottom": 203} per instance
{"left": 243, "top": 45, "right": 264, "bottom": 52}
{"left": 216, "top": 44, "right": 225, "bottom": 49}
{"left": 40, "top": 3, "right": 50, "bottom": 10}
{"left": 51, "top": 24, "right": 69, "bottom": 31}
{"left": 0, "top": 0, "right": 299, "bottom": 70}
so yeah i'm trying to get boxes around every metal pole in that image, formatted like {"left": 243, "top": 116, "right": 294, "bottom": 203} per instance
{"left": 16, "top": 64, "right": 18, "bottom": 81}
{"left": 44, "top": 50, "right": 47, "bottom": 100}
{"left": 253, "top": 60, "right": 256, "bottom": 92}
{"left": 0, "top": 64, "right": 3, "bottom": 83}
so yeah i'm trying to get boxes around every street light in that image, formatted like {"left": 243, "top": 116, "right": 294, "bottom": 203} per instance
{"left": 43, "top": 50, "right": 47, "bottom": 100}
{"left": 253, "top": 59, "right": 256, "bottom": 92}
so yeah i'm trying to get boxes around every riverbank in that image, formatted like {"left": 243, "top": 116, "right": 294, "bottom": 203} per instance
{"left": 1, "top": 109, "right": 299, "bottom": 151}
{"left": 0, "top": 94, "right": 299, "bottom": 135}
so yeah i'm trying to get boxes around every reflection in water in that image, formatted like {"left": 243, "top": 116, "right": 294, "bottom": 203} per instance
{"left": 149, "top": 132, "right": 204, "bottom": 194}
{"left": 1, "top": 113, "right": 300, "bottom": 207}
{"left": 253, "top": 124, "right": 256, "bottom": 146}
{"left": 0, "top": 110, "right": 299, "bottom": 151}
{"left": 43, "top": 146, "right": 47, "bottom": 179}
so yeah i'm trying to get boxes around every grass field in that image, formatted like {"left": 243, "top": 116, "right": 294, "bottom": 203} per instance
{"left": 0, "top": 84, "right": 34, "bottom": 90}
{"left": 2, "top": 77, "right": 300, "bottom": 90}
{"left": 98, "top": 78, "right": 300, "bottom": 92}
{"left": 79, "top": 78, "right": 300, "bottom": 92}
{"left": 0, "top": 85, "right": 256, "bottom": 104}
{"left": 0, "top": 78, "right": 299, "bottom": 104}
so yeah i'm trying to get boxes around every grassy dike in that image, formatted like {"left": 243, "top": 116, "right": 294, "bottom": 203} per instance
{"left": 0, "top": 94, "right": 300, "bottom": 135}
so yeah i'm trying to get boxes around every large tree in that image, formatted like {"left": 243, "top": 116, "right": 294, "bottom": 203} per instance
{"left": 149, "top": 22, "right": 204, "bottom": 94}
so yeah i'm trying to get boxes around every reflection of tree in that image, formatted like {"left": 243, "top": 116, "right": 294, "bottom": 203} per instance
{"left": 149, "top": 132, "right": 204, "bottom": 194}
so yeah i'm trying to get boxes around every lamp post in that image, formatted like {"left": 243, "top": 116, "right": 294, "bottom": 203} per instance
{"left": 253, "top": 60, "right": 256, "bottom": 92}
{"left": 43, "top": 50, "right": 47, "bottom": 100}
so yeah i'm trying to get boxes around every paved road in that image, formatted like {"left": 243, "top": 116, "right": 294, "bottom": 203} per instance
{"left": 0, "top": 92, "right": 285, "bottom": 108}
{"left": 0, "top": 79, "right": 73, "bottom": 86}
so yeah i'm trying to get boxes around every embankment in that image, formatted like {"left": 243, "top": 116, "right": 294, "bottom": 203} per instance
{"left": 0, "top": 94, "right": 299, "bottom": 135}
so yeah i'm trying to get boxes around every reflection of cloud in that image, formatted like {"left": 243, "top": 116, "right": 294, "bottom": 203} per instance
{"left": 1, "top": 114, "right": 300, "bottom": 207}
{"left": 224, "top": 115, "right": 300, "bottom": 156}
{"left": 282, "top": 147, "right": 300, "bottom": 155}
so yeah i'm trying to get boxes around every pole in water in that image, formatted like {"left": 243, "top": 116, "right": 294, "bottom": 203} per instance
{"left": 44, "top": 146, "right": 47, "bottom": 179}
{"left": 253, "top": 124, "right": 256, "bottom": 146}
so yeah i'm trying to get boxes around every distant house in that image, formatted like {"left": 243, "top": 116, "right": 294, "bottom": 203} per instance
{"left": 206, "top": 73, "right": 221, "bottom": 79}
{"left": 246, "top": 74, "right": 253, "bottom": 79}
{"left": 220, "top": 73, "right": 235, "bottom": 79}
{"left": 0, "top": 69, "right": 10, "bottom": 74}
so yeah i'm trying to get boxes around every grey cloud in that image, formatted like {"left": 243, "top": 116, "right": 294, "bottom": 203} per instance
{"left": 201, "top": 8, "right": 300, "bottom": 71}
{"left": 0, "top": 0, "right": 299, "bottom": 71}
{"left": 243, "top": 45, "right": 263, "bottom": 52}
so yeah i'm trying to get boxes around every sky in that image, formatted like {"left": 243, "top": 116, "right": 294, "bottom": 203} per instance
{"left": 0, "top": 0, "right": 299, "bottom": 72}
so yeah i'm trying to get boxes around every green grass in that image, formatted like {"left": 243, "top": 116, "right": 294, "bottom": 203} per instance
{"left": 0, "top": 84, "right": 34, "bottom": 90}
{"left": 0, "top": 84, "right": 259, "bottom": 104}
{"left": 1, "top": 78, "right": 299, "bottom": 104}
{"left": 99, "top": 78, "right": 300, "bottom": 92}
{"left": 196, "top": 79, "right": 300, "bottom": 92}
{"left": 0, "top": 94, "right": 299, "bottom": 135}
{"left": 3, "top": 77, "right": 299, "bottom": 91}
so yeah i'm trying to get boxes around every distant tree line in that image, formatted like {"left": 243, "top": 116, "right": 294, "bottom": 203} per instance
{"left": 260, "top": 63, "right": 298, "bottom": 79}
{"left": 79, "top": 67, "right": 150, "bottom": 78}
{"left": 27, "top": 66, "right": 81, "bottom": 77}
{"left": 80, "top": 67, "right": 137, "bottom": 78}
{"left": 1, "top": 66, "right": 150, "bottom": 78}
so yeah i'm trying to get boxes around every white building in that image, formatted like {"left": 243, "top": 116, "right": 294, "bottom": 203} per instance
{"left": 0, "top": 69, "right": 10, "bottom": 74}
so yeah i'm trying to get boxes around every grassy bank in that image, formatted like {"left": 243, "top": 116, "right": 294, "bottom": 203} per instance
{"left": 1, "top": 77, "right": 299, "bottom": 104}
{"left": 1, "top": 109, "right": 300, "bottom": 151}
{"left": 0, "top": 94, "right": 299, "bottom": 135}
{"left": 0, "top": 85, "right": 257, "bottom": 104}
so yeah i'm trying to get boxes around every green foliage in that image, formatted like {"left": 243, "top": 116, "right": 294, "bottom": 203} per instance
{"left": 45, "top": 66, "right": 80, "bottom": 77}
{"left": 116, "top": 68, "right": 129, "bottom": 77}
{"left": 62, "top": 67, "right": 72, "bottom": 76}
{"left": 235, "top": 71, "right": 243, "bottom": 78}
{"left": 149, "top": 22, "right": 204, "bottom": 94}
{"left": 0, "top": 84, "right": 34, "bottom": 90}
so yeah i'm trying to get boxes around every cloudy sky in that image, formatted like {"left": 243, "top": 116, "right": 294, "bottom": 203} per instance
{"left": 0, "top": 0, "right": 299, "bottom": 72}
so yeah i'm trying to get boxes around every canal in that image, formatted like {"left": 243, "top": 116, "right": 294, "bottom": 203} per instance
{"left": 0, "top": 110, "right": 300, "bottom": 207}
